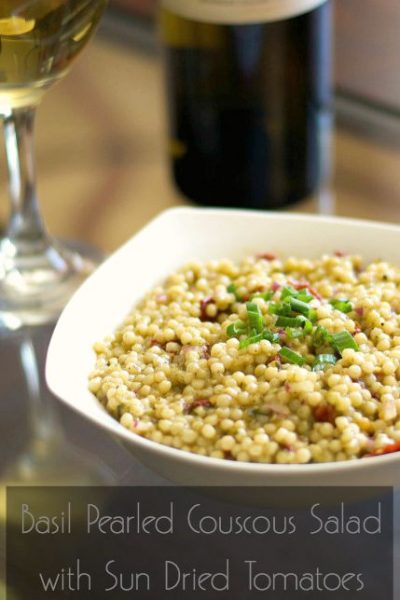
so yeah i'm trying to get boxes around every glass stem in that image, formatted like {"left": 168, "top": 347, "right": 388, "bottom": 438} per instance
{"left": 3, "top": 106, "right": 50, "bottom": 255}
{"left": 20, "top": 334, "right": 63, "bottom": 445}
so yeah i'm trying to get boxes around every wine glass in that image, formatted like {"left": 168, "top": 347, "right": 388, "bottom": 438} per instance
{"left": 0, "top": 4, "right": 114, "bottom": 593}
{"left": 0, "top": 0, "right": 108, "bottom": 331}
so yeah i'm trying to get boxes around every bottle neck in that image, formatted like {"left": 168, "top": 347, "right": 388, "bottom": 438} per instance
{"left": 161, "top": 0, "right": 329, "bottom": 25}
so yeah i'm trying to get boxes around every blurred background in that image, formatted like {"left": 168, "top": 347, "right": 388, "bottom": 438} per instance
{"left": 0, "top": 0, "right": 399, "bottom": 257}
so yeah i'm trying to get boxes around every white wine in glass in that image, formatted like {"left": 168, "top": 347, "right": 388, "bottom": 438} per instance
{"left": 0, "top": 5, "right": 111, "bottom": 595}
{"left": 0, "top": 0, "right": 108, "bottom": 330}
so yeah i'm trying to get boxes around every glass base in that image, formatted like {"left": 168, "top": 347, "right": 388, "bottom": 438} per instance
{"left": 1, "top": 435, "right": 115, "bottom": 488}
{"left": 0, "top": 238, "right": 104, "bottom": 330}
{"left": 0, "top": 437, "right": 114, "bottom": 600}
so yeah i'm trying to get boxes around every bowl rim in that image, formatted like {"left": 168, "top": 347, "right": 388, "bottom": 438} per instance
{"left": 46, "top": 206, "right": 400, "bottom": 478}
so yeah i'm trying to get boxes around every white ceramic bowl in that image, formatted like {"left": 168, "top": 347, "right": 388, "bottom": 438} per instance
{"left": 46, "top": 207, "right": 400, "bottom": 487}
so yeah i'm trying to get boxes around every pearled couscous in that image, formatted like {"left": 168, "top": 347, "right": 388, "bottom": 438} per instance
{"left": 89, "top": 253, "right": 400, "bottom": 464}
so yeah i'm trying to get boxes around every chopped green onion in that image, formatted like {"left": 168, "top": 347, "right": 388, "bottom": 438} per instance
{"left": 301, "top": 317, "right": 313, "bottom": 334}
{"left": 276, "top": 315, "right": 312, "bottom": 333}
{"left": 268, "top": 301, "right": 292, "bottom": 316}
{"left": 331, "top": 330, "right": 359, "bottom": 354}
{"left": 281, "top": 286, "right": 298, "bottom": 300}
{"left": 279, "top": 347, "right": 305, "bottom": 366}
{"left": 281, "top": 285, "right": 312, "bottom": 303}
{"left": 250, "top": 291, "right": 273, "bottom": 302}
{"left": 268, "top": 303, "right": 280, "bottom": 315}
{"left": 238, "top": 328, "right": 280, "bottom": 349}
{"left": 308, "top": 308, "right": 318, "bottom": 323}
{"left": 296, "top": 290, "right": 313, "bottom": 303}
{"left": 226, "top": 320, "right": 247, "bottom": 337}
{"left": 329, "top": 298, "right": 353, "bottom": 314}
{"left": 246, "top": 301, "right": 264, "bottom": 333}
{"left": 287, "top": 297, "right": 317, "bottom": 322}
{"left": 262, "top": 329, "right": 280, "bottom": 343}
{"left": 270, "top": 295, "right": 316, "bottom": 320}
{"left": 286, "top": 328, "right": 305, "bottom": 340}
{"left": 274, "top": 302, "right": 292, "bottom": 316}
{"left": 313, "top": 326, "right": 332, "bottom": 347}
{"left": 227, "top": 283, "right": 242, "bottom": 301}
{"left": 246, "top": 301, "right": 260, "bottom": 313}
{"left": 239, "top": 333, "right": 263, "bottom": 349}
{"left": 285, "top": 327, "right": 307, "bottom": 340}
{"left": 289, "top": 297, "right": 314, "bottom": 317}
{"left": 312, "top": 353, "right": 337, "bottom": 371}
{"left": 276, "top": 316, "right": 303, "bottom": 328}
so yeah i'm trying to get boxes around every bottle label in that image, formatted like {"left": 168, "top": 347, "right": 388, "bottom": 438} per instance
{"left": 161, "top": 0, "right": 328, "bottom": 24}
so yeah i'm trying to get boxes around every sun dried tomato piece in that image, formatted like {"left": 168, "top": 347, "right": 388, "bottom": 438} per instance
{"left": 187, "top": 398, "right": 212, "bottom": 413}
{"left": 202, "top": 344, "right": 210, "bottom": 359}
{"left": 289, "top": 279, "right": 322, "bottom": 301}
{"left": 313, "top": 404, "right": 336, "bottom": 424}
{"left": 256, "top": 252, "right": 277, "bottom": 261}
{"left": 224, "top": 451, "right": 234, "bottom": 460}
{"left": 282, "top": 444, "right": 294, "bottom": 452}
{"left": 150, "top": 339, "right": 165, "bottom": 348}
{"left": 269, "top": 354, "right": 282, "bottom": 365}
{"left": 367, "top": 441, "right": 400, "bottom": 457}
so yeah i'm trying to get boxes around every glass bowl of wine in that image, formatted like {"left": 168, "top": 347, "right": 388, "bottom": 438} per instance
{"left": 0, "top": 0, "right": 107, "bottom": 331}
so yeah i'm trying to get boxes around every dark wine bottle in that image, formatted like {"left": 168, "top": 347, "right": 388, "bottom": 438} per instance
{"left": 160, "top": 0, "right": 332, "bottom": 209}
